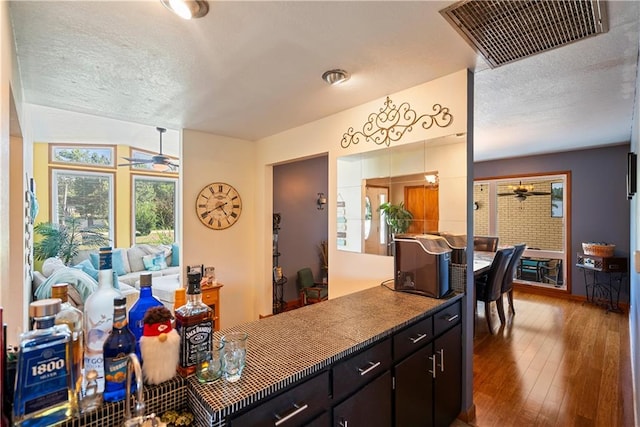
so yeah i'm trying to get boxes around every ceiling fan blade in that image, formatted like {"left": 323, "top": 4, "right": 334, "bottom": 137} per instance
{"left": 526, "top": 191, "right": 552, "bottom": 196}
{"left": 497, "top": 193, "right": 515, "bottom": 196}
{"left": 118, "top": 161, "right": 152, "bottom": 167}
{"left": 121, "top": 157, "right": 153, "bottom": 163}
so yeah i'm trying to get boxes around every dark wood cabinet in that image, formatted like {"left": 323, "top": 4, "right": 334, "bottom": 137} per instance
{"left": 393, "top": 300, "right": 462, "bottom": 427}
{"left": 433, "top": 323, "right": 462, "bottom": 427}
{"left": 229, "top": 372, "right": 330, "bottom": 427}
{"left": 394, "top": 344, "right": 433, "bottom": 426}
{"left": 333, "top": 371, "right": 392, "bottom": 427}
{"left": 226, "top": 298, "right": 462, "bottom": 427}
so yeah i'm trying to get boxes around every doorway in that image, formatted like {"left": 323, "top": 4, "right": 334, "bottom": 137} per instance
{"left": 404, "top": 185, "right": 439, "bottom": 233}
{"left": 474, "top": 172, "right": 570, "bottom": 292}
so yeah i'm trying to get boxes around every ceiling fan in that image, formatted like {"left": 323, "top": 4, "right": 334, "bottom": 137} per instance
{"left": 497, "top": 181, "right": 551, "bottom": 201}
{"left": 118, "top": 127, "right": 178, "bottom": 172}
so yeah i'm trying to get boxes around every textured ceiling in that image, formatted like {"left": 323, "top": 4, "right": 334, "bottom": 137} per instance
{"left": 8, "top": 1, "right": 640, "bottom": 161}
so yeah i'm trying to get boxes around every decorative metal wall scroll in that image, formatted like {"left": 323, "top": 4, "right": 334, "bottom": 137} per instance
{"left": 340, "top": 96, "right": 453, "bottom": 149}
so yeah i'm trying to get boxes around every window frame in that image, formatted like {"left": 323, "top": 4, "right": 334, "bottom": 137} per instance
{"left": 131, "top": 174, "right": 180, "bottom": 244}
{"left": 49, "top": 144, "right": 116, "bottom": 168}
{"left": 50, "top": 168, "right": 115, "bottom": 243}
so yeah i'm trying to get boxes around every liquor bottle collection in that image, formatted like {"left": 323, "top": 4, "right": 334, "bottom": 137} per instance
{"left": 9, "top": 247, "right": 215, "bottom": 426}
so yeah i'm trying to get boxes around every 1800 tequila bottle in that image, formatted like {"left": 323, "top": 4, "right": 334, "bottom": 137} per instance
{"left": 13, "top": 298, "right": 75, "bottom": 426}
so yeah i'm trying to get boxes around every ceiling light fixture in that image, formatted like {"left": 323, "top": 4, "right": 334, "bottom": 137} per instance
{"left": 322, "top": 69, "right": 350, "bottom": 85}
{"left": 161, "top": 0, "right": 209, "bottom": 19}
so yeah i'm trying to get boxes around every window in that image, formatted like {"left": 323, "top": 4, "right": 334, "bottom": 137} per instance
{"left": 133, "top": 176, "right": 178, "bottom": 244}
{"left": 51, "top": 145, "right": 115, "bottom": 167}
{"left": 51, "top": 169, "right": 114, "bottom": 242}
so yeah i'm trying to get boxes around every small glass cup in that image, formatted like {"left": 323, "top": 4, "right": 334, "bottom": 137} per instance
{"left": 196, "top": 341, "right": 224, "bottom": 383}
{"left": 221, "top": 332, "right": 248, "bottom": 383}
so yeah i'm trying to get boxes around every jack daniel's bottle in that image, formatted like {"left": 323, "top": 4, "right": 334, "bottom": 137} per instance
{"left": 175, "top": 271, "right": 213, "bottom": 377}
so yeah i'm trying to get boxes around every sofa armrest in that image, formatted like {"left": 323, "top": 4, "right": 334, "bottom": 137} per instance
{"left": 32, "top": 271, "right": 48, "bottom": 295}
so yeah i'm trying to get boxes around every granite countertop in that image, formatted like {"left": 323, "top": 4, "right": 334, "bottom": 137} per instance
{"left": 187, "top": 284, "right": 462, "bottom": 423}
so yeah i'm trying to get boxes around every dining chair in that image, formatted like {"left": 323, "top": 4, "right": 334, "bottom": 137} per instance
{"left": 473, "top": 236, "right": 499, "bottom": 252}
{"left": 475, "top": 246, "right": 514, "bottom": 334}
{"left": 540, "top": 259, "right": 563, "bottom": 287}
{"left": 500, "top": 243, "right": 526, "bottom": 320}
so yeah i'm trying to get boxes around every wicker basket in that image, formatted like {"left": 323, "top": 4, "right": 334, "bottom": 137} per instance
{"left": 582, "top": 243, "right": 615, "bottom": 257}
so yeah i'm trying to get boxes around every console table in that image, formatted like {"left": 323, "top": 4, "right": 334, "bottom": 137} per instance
{"left": 576, "top": 253, "right": 627, "bottom": 313}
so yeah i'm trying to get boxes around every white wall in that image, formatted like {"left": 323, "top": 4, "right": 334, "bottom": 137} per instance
{"left": 181, "top": 130, "right": 257, "bottom": 328}
{"left": 629, "top": 46, "right": 640, "bottom": 425}
{"left": 255, "top": 70, "right": 469, "bottom": 308}
{"left": 1, "top": 0, "right": 29, "bottom": 342}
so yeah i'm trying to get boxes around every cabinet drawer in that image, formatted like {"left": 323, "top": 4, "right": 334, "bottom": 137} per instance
{"left": 230, "top": 371, "right": 330, "bottom": 427}
{"left": 202, "top": 290, "right": 218, "bottom": 307}
{"left": 333, "top": 371, "right": 392, "bottom": 427}
{"left": 433, "top": 300, "right": 461, "bottom": 336}
{"left": 332, "top": 339, "right": 391, "bottom": 402}
{"left": 393, "top": 315, "right": 433, "bottom": 362}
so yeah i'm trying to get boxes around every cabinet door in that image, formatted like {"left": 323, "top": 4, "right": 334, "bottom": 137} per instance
{"left": 433, "top": 323, "right": 461, "bottom": 427}
{"left": 333, "top": 371, "right": 392, "bottom": 427}
{"left": 394, "top": 344, "right": 434, "bottom": 427}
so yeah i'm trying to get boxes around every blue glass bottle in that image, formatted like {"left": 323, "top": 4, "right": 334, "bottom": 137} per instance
{"left": 13, "top": 299, "right": 74, "bottom": 427}
{"left": 102, "top": 297, "right": 136, "bottom": 402}
{"left": 128, "top": 273, "right": 164, "bottom": 363}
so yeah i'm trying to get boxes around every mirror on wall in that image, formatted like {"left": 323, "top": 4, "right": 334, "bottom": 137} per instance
{"left": 337, "top": 134, "right": 467, "bottom": 256}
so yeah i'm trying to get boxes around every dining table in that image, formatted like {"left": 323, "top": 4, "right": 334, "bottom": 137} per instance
{"left": 473, "top": 250, "right": 495, "bottom": 277}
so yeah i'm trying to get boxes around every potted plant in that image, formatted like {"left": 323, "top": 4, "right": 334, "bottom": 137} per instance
{"left": 378, "top": 202, "right": 413, "bottom": 234}
{"left": 34, "top": 216, "right": 110, "bottom": 265}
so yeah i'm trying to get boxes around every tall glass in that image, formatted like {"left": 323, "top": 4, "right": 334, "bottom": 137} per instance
{"left": 221, "top": 332, "right": 248, "bottom": 383}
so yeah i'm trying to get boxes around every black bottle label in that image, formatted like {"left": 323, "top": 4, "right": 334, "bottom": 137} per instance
{"left": 179, "top": 321, "right": 213, "bottom": 368}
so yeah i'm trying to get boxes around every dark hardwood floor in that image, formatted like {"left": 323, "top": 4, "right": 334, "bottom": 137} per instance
{"left": 471, "top": 291, "right": 633, "bottom": 426}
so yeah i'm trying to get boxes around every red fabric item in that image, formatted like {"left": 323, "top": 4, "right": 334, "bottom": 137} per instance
{"left": 143, "top": 320, "right": 172, "bottom": 337}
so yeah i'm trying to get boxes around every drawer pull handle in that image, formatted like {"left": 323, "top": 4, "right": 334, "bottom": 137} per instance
{"left": 358, "top": 361, "right": 381, "bottom": 376}
{"left": 339, "top": 420, "right": 349, "bottom": 427}
{"left": 428, "top": 355, "right": 436, "bottom": 379}
{"left": 445, "top": 314, "right": 459, "bottom": 322}
{"left": 274, "top": 403, "right": 308, "bottom": 426}
{"left": 410, "top": 333, "right": 427, "bottom": 344}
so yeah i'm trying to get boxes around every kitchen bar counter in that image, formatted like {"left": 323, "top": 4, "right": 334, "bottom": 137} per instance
{"left": 187, "top": 284, "right": 462, "bottom": 425}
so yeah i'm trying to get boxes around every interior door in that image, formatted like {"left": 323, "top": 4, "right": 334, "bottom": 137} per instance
{"left": 405, "top": 185, "right": 439, "bottom": 234}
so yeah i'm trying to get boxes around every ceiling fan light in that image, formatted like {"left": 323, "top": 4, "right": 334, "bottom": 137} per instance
{"left": 152, "top": 162, "right": 170, "bottom": 172}
{"left": 161, "top": 0, "right": 209, "bottom": 19}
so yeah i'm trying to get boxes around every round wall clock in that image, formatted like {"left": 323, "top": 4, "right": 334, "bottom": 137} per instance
{"left": 196, "top": 182, "right": 242, "bottom": 230}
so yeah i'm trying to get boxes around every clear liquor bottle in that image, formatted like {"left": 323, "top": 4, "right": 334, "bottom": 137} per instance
{"left": 103, "top": 297, "right": 136, "bottom": 402}
{"left": 175, "top": 271, "right": 213, "bottom": 377}
{"left": 51, "top": 283, "right": 83, "bottom": 411}
{"left": 12, "top": 299, "right": 75, "bottom": 426}
{"left": 83, "top": 247, "right": 122, "bottom": 398}
{"left": 128, "top": 273, "right": 163, "bottom": 364}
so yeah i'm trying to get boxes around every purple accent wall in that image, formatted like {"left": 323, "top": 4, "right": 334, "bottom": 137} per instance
{"left": 273, "top": 155, "right": 328, "bottom": 303}
{"left": 475, "top": 144, "right": 630, "bottom": 299}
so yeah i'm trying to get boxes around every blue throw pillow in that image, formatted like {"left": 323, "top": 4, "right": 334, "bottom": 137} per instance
{"left": 72, "top": 259, "right": 99, "bottom": 281}
{"left": 171, "top": 243, "right": 180, "bottom": 267}
{"left": 89, "top": 249, "right": 127, "bottom": 276}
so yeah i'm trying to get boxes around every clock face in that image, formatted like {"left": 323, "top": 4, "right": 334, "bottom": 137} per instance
{"left": 196, "top": 182, "right": 242, "bottom": 230}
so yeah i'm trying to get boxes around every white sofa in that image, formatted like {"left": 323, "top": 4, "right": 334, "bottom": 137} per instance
{"left": 32, "top": 244, "right": 180, "bottom": 309}
{"left": 72, "top": 243, "right": 180, "bottom": 287}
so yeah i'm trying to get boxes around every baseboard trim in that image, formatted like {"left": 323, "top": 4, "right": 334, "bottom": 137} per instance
{"left": 458, "top": 403, "right": 476, "bottom": 424}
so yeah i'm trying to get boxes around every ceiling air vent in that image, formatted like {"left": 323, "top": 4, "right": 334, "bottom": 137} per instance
{"left": 440, "top": 0, "right": 608, "bottom": 68}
